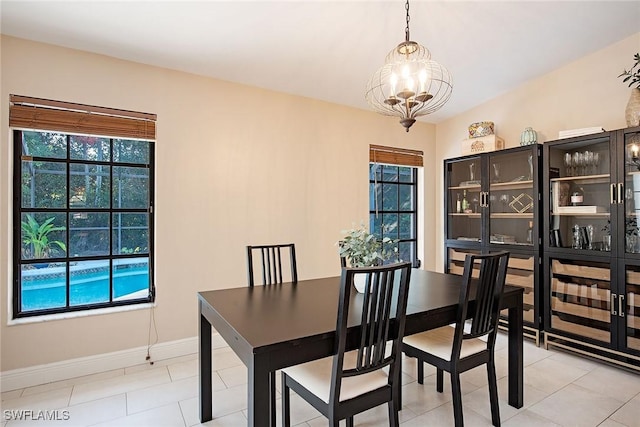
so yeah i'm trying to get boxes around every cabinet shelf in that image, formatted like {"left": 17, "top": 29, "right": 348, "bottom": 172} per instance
{"left": 490, "top": 213, "right": 534, "bottom": 219}
{"left": 552, "top": 279, "right": 609, "bottom": 302}
{"left": 449, "top": 213, "right": 481, "bottom": 217}
{"left": 551, "top": 299, "right": 610, "bottom": 323}
{"left": 489, "top": 180, "right": 534, "bottom": 191}
{"left": 551, "top": 212, "right": 610, "bottom": 218}
{"left": 550, "top": 315, "right": 610, "bottom": 342}
{"left": 449, "top": 185, "right": 481, "bottom": 191}
{"left": 551, "top": 174, "right": 610, "bottom": 185}
{"left": 551, "top": 260, "right": 610, "bottom": 281}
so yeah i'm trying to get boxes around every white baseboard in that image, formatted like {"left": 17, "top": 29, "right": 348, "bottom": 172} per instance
{"left": 0, "top": 335, "right": 201, "bottom": 392}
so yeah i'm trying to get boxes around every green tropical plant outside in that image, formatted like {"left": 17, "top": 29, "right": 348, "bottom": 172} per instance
{"left": 339, "top": 224, "right": 397, "bottom": 267}
{"left": 618, "top": 53, "right": 640, "bottom": 89}
{"left": 21, "top": 214, "right": 66, "bottom": 259}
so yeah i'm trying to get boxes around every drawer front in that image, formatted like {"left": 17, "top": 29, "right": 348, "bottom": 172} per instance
{"left": 549, "top": 258, "right": 612, "bottom": 345}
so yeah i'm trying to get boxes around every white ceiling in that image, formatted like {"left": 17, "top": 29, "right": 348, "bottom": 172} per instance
{"left": 1, "top": 1, "right": 639, "bottom": 123}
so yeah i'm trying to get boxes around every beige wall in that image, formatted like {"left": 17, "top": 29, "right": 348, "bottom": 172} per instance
{"left": 0, "top": 36, "right": 436, "bottom": 371}
{"left": 434, "top": 32, "right": 640, "bottom": 270}
{"left": 4, "top": 30, "right": 637, "bottom": 373}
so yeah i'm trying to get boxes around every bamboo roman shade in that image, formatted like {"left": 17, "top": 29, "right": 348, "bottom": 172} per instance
{"left": 9, "top": 95, "right": 156, "bottom": 140}
{"left": 369, "top": 144, "right": 423, "bottom": 167}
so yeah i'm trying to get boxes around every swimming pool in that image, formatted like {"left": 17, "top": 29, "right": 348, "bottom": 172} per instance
{"left": 21, "top": 261, "right": 150, "bottom": 311}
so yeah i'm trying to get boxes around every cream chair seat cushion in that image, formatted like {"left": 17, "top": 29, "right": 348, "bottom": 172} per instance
{"left": 282, "top": 350, "right": 389, "bottom": 404}
{"left": 403, "top": 325, "right": 487, "bottom": 361}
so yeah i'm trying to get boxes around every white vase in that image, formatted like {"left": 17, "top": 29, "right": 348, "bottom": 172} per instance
{"left": 625, "top": 88, "right": 640, "bottom": 127}
{"left": 353, "top": 273, "right": 369, "bottom": 293}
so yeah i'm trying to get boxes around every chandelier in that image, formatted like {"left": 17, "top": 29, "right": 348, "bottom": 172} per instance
{"left": 365, "top": 0, "right": 453, "bottom": 132}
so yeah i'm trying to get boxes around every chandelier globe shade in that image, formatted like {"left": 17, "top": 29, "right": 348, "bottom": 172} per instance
{"left": 365, "top": 1, "right": 453, "bottom": 132}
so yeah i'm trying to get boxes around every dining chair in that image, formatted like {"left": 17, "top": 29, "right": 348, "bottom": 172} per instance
{"left": 281, "top": 261, "right": 412, "bottom": 427}
{"left": 402, "top": 251, "right": 509, "bottom": 427}
{"left": 246, "top": 243, "right": 297, "bottom": 287}
{"left": 246, "top": 243, "right": 297, "bottom": 426}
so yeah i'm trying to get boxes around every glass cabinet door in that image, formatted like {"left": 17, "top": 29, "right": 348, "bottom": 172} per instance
{"left": 622, "top": 130, "right": 640, "bottom": 255}
{"left": 549, "top": 258, "right": 613, "bottom": 345}
{"left": 623, "top": 264, "right": 640, "bottom": 354}
{"left": 547, "top": 136, "right": 611, "bottom": 252}
{"left": 487, "top": 149, "right": 536, "bottom": 247}
{"left": 446, "top": 156, "right": 482, "bottom": 243}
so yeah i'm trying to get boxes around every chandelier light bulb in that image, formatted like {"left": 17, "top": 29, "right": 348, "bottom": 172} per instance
{"left": 390, "top": 73, "right": 398, "bottom": 96}
{"left": 419, "top": 69, "right": 428, "bottom": 91}
{"left": 402, "top": 64, "right": 410, "bottom": 79}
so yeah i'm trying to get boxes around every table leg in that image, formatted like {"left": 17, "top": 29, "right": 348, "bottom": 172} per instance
{"left": 507, "top": 299, "right": 524, "bottom": 408}
{"left": 248, "top": 358, "right": 271, "bottom": 427}
{"left": 199, "top": 310, "right": 213, "bottom": 422}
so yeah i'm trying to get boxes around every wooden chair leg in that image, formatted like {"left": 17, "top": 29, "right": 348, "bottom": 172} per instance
{"left": 397, "top": 356, "right": 403, "bottom": 406}
{"left": 417, "top": 359, "right": 424, "bottom": 384}
{"left": 451, "top": 372, "right": 464, "bottom": 427}
{"left": 388, "top": 400, "right": 400, "bottom": 427}
{"left": 270, "top": 371, "right": 276, "bottom": 427}
{"left": 436, "top": 368, "right": 444, "bottom": 393}
{"left": 281, "top": 373, "right": 290, "bottom": 427}
{"left": 487, "top": 359, "right": 501, "bottom": 426}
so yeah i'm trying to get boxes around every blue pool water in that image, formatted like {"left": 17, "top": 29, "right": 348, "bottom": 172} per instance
{"left": 21, "top": 266, "right": 149, "bottom": 311}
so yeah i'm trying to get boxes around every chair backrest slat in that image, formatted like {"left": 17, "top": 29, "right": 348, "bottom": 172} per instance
{"left": 247, "top": 243, "right": 297, "bottom": 287}
{"left": 453, "top": 251, "right": 509, "bottom": 354}
{"left": 330, "top": 262, "right": 412, "bottom": 405}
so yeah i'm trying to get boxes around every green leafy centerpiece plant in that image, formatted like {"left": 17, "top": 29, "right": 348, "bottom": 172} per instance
{"left": 338, "top": 224, "right": 398, "bottom": 292}
{"left": 618, "top": 52, "right": 640, "bottom": 127}
{"left": 21, "top": 214, "right": 66, "bottom": 260}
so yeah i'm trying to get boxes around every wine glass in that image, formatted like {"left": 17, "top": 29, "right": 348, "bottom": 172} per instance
{"left": 492, "top": 163, "right": 500, "bottom": 183}
{"left": 580, "top": 152, "right": 587, "bottom": 175}
{"left": 593, "top": 152, "right": 599, "bottom": 174}
{"left": 572, "top": 152, "right": 580, "bottom": 176}
{"left": 564, "top": 152, "right": 572, "bottom": 176}
{"left": 586, "top": 224, "right": 594, "bottom": 250}
{"left": 584, "top": 151, "right": 593, "bottom": 175}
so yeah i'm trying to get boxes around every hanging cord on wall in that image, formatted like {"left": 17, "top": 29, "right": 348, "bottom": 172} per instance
{"left": 145, "top": 305, "right": 158, "bottom": 365}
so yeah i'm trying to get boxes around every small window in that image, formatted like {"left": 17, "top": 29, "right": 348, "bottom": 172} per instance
{"left": 369, "top": 164, "right": 419, "bottom": 266}
{"left": 368, "top": 144, "right": 422, "bottom": 267}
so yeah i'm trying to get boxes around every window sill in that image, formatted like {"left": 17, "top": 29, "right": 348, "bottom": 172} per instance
{"left": 7, "top": 302, "right": 156, "bottom": 326}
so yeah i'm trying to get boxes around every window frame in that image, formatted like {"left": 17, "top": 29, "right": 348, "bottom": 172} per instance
{"left": 12, "top": 129, "right": 155, "bottom": 318}
{"left": 369, "top": 163, "right": 420, "bottom": 267}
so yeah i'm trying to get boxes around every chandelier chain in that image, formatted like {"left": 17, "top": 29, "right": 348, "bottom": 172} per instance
{"left": 405, "top": 0, "right": 410, "bottom": 42}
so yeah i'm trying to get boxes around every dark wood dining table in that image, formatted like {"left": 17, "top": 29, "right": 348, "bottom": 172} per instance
{"left": 198, "top": 269, "right": 523, "bottom": 426}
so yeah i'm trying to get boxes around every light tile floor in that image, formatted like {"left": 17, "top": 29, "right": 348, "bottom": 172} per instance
{"left": 1, "top": 333, "right": 639, "bottom": 426}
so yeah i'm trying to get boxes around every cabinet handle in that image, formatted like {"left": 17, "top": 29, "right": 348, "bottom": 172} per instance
{"left": 618, "top": 294, "right": 625, "bottom": 318}
{"left": 480, "top": 192, "right": 485, "bottom": 208}
{"left": 611, "top": 293, "right": 617, "bottom": 316}
{"left": 482, "top": 192, "right": 488, "bottom": 208}
{"left": 485, "top": 191, "right": 490, "bottom": 208}
{"left": 611, "top": 184, "right": 616, "bottom": 204}
{"left": 618, "top": 183, "right": 624, "bottom": 205}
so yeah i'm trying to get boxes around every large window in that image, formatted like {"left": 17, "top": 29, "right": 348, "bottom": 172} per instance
{"left": 369, "top": 145, "right": 422, "bottom": 267}
{"left": 11, "top": 96, "right": 155, "bottom": 318}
